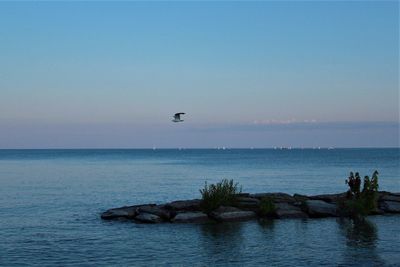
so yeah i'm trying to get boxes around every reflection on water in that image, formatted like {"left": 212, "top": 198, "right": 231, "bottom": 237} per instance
{"left": 200, "top": 222, "right": 244, "bottom": 264}
{"left": 337, "top": 218, "right": 386, "bottom": 266}
{"left": 338, "top": 218, "right": 378, "bottom": 247}
{"left": 257, "top": 218, "right": 275, "bottom": 231}
{"left": 1, "top": 149, "right": 399, "bottom": 266}
{"left": 258, "top": 219, "right": 275, "bottom": 230}
{"left": 200, "top": 221, "right": 244, "bottom": 239}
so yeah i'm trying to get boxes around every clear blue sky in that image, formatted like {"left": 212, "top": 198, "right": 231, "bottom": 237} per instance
{"left": 0, "top": 1, "right": 398, "bottom": 148}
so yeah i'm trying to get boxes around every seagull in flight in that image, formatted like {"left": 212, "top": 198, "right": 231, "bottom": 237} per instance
{"left": 172, "top": 112, "right": 185, "bottom": 122}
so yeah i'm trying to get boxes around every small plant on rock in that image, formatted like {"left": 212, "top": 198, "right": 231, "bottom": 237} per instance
{"left": 361, "top": 170, "right": 379, "bottom": 212}
{"left": 346, "top": 172, "right": 361, "bottom": 198}
{"left": 199, "top": 179, "right": 242, "bottom": 214}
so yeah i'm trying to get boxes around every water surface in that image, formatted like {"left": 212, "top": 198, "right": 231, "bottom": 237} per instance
{"left": 0, "top": 149, "right": 399, "bottom": 266}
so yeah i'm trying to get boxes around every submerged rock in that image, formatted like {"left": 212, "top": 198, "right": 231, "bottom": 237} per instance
{"left": 101, "top": 204, "right": 155, "bottom": 220}
{"left": 275, "top": 203, "right": 308, "bottom": 219}
{"left": 172, "top": 212, "right": 211, "bottom": 223}
{"left": 305, "top": 200, "right": 338, "bottom": 217}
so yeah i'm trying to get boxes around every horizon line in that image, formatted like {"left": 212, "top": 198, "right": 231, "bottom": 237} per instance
{"left": 0, "top": 147, "right": 399, "bottom": 150}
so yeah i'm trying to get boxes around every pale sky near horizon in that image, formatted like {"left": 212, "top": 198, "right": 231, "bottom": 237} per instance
{"left": 0, "top": 1, "right": 399, "bottom": 148}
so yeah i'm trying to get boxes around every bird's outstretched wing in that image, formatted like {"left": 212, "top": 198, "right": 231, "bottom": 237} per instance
{"left": 174, "top": 113, "right": 185, "bottom": 119}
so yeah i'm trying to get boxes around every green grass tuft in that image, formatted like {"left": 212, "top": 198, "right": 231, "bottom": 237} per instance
{"left": 199, "top": 179, "right": 242, "bottom": 214}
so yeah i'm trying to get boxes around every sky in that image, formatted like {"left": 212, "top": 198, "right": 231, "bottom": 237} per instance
{"left": 0, "top": 1, "right": 398, "bottom": 148}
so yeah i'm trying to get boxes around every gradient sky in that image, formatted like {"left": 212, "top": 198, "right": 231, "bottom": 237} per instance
{"left": 0, "top": 1, "right": 398, "bottom": 148}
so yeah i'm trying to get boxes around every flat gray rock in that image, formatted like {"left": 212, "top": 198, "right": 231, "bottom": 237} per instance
{"left": 236, "top": 197, "right": 260, "bottom": 209}
{"left": 305, "top": 200, "right": 338, "bottom": 217}
{"left": 379, "top": 201, "right": 400, "bottom": 213}
{"left": 250, "top": 193, "right": 295, "bottom": 203}
{"left": 165, "top": 199, "right": 201, "bottom": 211}
{"left": 380, "top": 193, "right": 400, "bottom": 203}
{"left": 237, "top": 197, "right": 260, "bottom": 203}
{"left": 309, "top": 192, "right": 347, "bottom": 203}
{"left": 275, "top": 203, "right": 308, "bottom": 219}
{"left": 138, "top": 205, "right": 171, "bottom": 220}
{"left": 172, "top": 212, "right": 210, "bottom": 223}
{"left": 211, "top": 211, "right": 257, "bottom": 222}
{"left": 213, "top": 206, "right": 241, "bottom": 213}
{"left": 134, "top": 212, "right": 162, "bottom": 223}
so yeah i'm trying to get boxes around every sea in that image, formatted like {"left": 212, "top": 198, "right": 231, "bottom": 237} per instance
{"left": 0, "top": 148, "right": 399, "bottom": 266}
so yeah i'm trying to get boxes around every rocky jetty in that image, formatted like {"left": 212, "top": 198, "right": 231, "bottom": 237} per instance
{"left": 101, "top": 191, "right": 400, "bottom": 224}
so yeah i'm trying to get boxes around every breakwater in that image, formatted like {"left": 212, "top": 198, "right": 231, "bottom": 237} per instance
{"left": 101, "top": 191, "right": 400, "bottom": 223}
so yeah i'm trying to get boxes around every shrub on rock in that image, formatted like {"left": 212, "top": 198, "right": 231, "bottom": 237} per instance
{"left": 341, "top": 170, "right": 380, "bottom": 219}
{"left": 199, "top": 179, "right": 242, "bottom": 214}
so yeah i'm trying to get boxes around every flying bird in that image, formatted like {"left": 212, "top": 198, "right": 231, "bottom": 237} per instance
{"left": 172, "top": 112, "right": 185, "bottom": 122}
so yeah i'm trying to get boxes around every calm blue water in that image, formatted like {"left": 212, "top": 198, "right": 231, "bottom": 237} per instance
{"left": 0, "top": 149, "right": 399, "bottom": 266}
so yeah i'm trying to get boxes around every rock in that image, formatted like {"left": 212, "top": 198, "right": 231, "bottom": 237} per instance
{"left": 236, "top": 197, "right": 260, "bottom": 209}
{"left": 309, "top": 192, "right": 347, "bottom": 203}
{"left": 138, "top": 205, "right": 171, "bottom": 220}
{"left": 134, "top": 212, "right": 162, "bottom": 223}
{"left": 250, "top": 193, "right": 295, "bottom": 203}
{"left": 379, "top": 201, "right": 400, "bottom": 213}
{"left": 209, "top": 206, "right": 241, "bottom": 220}
{"left": 172, "top": 212, "right": 211, "bottom": 223}
{"left": 235, "top": 193, "right": 250, "bottom": 197}
{"left": 293, "top": 194, "right": 309, "bottom": 202}
{"left": 212, "top": 206, "right": 241, "bottom": 214}
{"left": 275, "top": 203, "right": 308, "bottom": 219}
{"left": 379, "top": 193, "right": 400, "bottom": 203}
{"left": 101, "top": 191, "right": 400, "bottom": 223}
{"left": 305, "top": 200, "right": 338, "bottom": 217}
{"left": 211, "top": 211, "right": 257, "bottom": 222}
{"left": 369, "top": 208, "right": 385, "bottom": 215}
{"left": 165, "top": 199, "right": 201, "bottom": 211}
{"left": 237, "top": 197, "right": 260, "bottom": 203}
{"left": 101, "top": 204, "right": 155, "bottom": 220}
